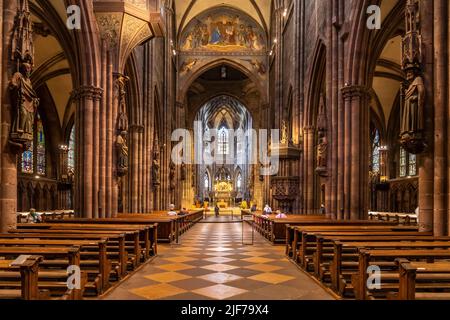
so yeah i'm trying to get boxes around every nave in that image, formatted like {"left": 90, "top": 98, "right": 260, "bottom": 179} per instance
{"left": 103, "top": 222, "right": 334, "bottom": 300}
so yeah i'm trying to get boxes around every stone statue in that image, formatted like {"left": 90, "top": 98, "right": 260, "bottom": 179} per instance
{"left": 9, "top": 60, "right": 39, "bottom": 145}
{"left": 191, "top": 169, "right": 196, "bottom": 188}
{"left": 116, "top": 131, "right": 128, "bottom": 175}
{"left": 152, "top": 156, "right": 160, "bottom": 185}
{"left": 280, "top": 120, "right": 289, "bottom": 145}
{"left": 169, "top": 162, "right": 176, "bottom": 190}
{"left": 317, "top": 131, "right": 328, "bottom": 168}
{"left": 401, "top": 68, "right": 425, "bottom": 135}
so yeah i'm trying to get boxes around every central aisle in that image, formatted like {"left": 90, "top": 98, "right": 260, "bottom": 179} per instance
{"left": 103, "top": 223, "right": 335, "bottom": 300}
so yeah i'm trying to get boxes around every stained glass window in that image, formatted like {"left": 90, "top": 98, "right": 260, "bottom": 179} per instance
{"left": 409, "top": 153, "right": 417, "bottom": 176}
{"left": 400, "top": 147, "right": 407, "bottom": 177}
{"left": 204, "top": 173, "right": 209, "bottom": 189}
{"left": 372, "top": 129, "right": 380, "bottom": 173}
{"left": 36, "top": 114, "right": 46, "bottom": 175}
{"left": 237, "top": 173, "right": 242, "bottom": 190}
{"left": 21, "top": 140, "right": 34, "bottom": 174}
{"left": 218, "top": 126, "right": 229, "bottom": 155}
{"left": 68, "top": 125, "right": 75, "bottom": 171}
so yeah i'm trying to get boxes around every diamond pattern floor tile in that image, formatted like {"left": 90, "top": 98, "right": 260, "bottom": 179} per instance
{"left": 103, "top": 222, "right": 334, "bottom": 300}
{"left": 192, "top": 284, "right": 248, "bottom": 300}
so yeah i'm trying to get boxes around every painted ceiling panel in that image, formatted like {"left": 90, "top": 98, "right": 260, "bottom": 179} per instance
{"left": 175, "top": 0, "right": 270, "bottom": 35}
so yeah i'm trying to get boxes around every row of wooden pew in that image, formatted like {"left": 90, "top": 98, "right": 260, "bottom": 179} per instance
{"left": 0, "top": 220, "right": 158, "bottom": 300}
{"left": 0, "top": 210, "right": 204, "bottom": 299}
{"left": 245, "top": 211, "right": 402, "bottom": 245}
{"left": 17, "top": 210, "right": 75, "bottom": 223}
{"left": 368, "top": 211, "right": 418, "bottom": 225}
{"left": 285, "top": 222, "right": 450, "bottom": 300}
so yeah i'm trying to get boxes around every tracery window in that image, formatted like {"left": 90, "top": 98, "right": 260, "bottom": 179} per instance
{"left": 400, "top": 147, "right": 407, "bottom": 177}
{"left": 218, "top": 126, "right": 229, "bottom": 155}
{"left": 237, "top": 173, "right": 242, "bottom": 190}
{"left": 371, "top": 128, "right": 381, "bottom": 173}
{"left": 68, "top": 125, "right": 75, "bottom": 171}
{"left": 36, "top": 115, "right": 46, "bottom": 175}
{"left": 21, "top": 113, "right": 46, "bottom": 175}
{"left": 399, "top": 147, "right": 417, "bottom": 177}
{"left": 204, "top": 173, "right": 209, "bottom": 190}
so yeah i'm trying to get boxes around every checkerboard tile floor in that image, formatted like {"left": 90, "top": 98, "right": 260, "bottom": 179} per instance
{"left": 102, "top": 223, "right": 334, "bottom": 300}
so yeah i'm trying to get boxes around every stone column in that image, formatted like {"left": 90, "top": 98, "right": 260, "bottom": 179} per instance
{"left": 341, "top": 85, "right": 369, "bottom": 220}
{"left": 72, "top": 86, "right": 103, "bottom": 219}
{"left": 0, "top": 0, "right": 17, "bottom": 232}
{"left": 418, "top": 0, "right": 435, "bottom": 232}
{"left": 433, "top": 0, "right": 448, "bottom": 236}
{"left": 303, "top": 126, "right": 315, "bottom": 213}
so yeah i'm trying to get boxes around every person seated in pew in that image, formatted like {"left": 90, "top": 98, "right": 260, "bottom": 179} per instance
{"left": 250, "top": 204, "right": 257, "bottom": 212}
{"left": 319, "top": 204, "right": 326, "bottom": 215}
{"left": 263, "top": 204, "right": 272, "bottom": 215}
{"left": 167, "top": 204, "right": 178, "bottom": 216}
{"left": 29, "top": 208, "right": 42, "bottom": 223}
{"left": 178, "top": 207, "right": 189, "bottom": 216}
{"left": 275, "top": 210, "right": 287, "bottom": 219}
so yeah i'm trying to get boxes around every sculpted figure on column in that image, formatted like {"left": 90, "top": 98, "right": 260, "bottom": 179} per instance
{"left": 316, "top": 131, "right": 328, "bottom": 169}
{"left": 116, "top": 131, "right": 129, "bottom": 175}
{"left": 152, "top": 155, "right": 160, "bottom": 186}
{"left": 9, "top": 58, "right": 39, "bottom": 147}
{"left": 401, "top": 68, "right": 425, "bottom": 135}
{"left": 169, "top": 162, "right": 176, "bottom": 190}
{"left": 9, "top": 0, "right": 38, "bottom": 149}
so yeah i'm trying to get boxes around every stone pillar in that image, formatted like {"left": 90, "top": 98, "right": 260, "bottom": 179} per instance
{"left": 433, "top": 0, "right": 448, "bottom": 236}
{"left": 418, "top": 0, "right": 435, "bottom": 232}
{"left": 0, "top": 0, "right": 17, "bottom": 232}
{"left": 72, "top": 86, "right": 103, "bottom": 219}
{"left": 303, "top": 126, "right": 315, "bottom": 213}
{"left": 341, "top": 85, "right": 370, "bottom": 220}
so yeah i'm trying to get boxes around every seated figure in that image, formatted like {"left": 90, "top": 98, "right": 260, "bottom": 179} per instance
{"left": 167, "top": 204, "right": 178, "bottom": 216}
{"left": 275, "top": 210, "right": 287, "bottom": 219}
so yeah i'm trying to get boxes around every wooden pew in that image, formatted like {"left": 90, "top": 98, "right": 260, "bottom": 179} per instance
{"left": 0, "top": 256, "right": 45, "bottom": 300}
{"left": 10, "top": 229, "right": 130, "bottom": 278}
{"left": 285, "top": 221, "right": 403, "bottom": 257}
{"left": 39, "top": 218, "right": 158, "bottom": 252}
{"left": 394, "top": 259, "right": 450, "bottom": 300}
{"left": 353, "top": 247, "right": 450, "bottom": 300}
{"left": 0, "top": 246, "right": 86, "bottom": 299}
{"left": 18, "top": 223, "right": 150, "bottom": 268}
{"left": 0, "top": 238, "right": 110, "bottom": 295}
{"left": 290, "top": 225, "right": 418, "bottom": 265}
{"left": 310, "top": 233, "right": 438, "bottom": 279}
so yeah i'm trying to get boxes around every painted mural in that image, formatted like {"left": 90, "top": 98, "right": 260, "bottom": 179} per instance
{"left": 180, "top": 7, "right": 266, "bottom": 53}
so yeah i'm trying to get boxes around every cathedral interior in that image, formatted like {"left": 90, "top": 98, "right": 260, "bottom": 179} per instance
{"left": 2, "top": 0, "right": 450, "bottom": 303}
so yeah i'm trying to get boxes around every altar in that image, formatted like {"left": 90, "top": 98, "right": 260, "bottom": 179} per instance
{"left": 214, "top": 181, "right": 233, "bottom": 208}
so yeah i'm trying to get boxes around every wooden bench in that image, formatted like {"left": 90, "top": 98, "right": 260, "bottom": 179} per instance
{"left": 310, "top": 233, "right": 438, "bottom": 279}
{"left": 352, "top": 247, "right": 450, "bottom": 300}
{"left": 11, "top": 229, "right": 130, "bottom": 278}
{"left": 0, "top": 238, "right": 111, "bottom": 295}
{"left": 289, "top": 225, "right": 418, "bottom": 265}
{"left": 0, "top": 256, "right": 46, "bottom": 300}
{"left": 0, "top": 246, "right": 86, "bottom": 299}
{"left": 393, "top": 259, "right": 450, "bottom": 300}
{"left": 18, "top": 223, "right": 151, "bottom": 268}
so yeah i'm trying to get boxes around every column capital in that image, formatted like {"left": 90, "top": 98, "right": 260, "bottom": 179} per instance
{"left": 341, "top": 85, "right": 370, "bottom": 100}
{"left": 71, "top": 85, "right": 104, "bottom": 101}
